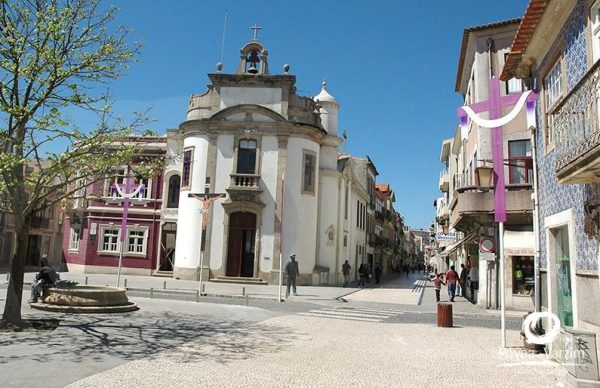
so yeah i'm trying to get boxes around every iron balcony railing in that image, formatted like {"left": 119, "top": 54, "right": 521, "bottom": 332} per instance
{"left": 552, "top": 60, "right": 600, "bottom": 172}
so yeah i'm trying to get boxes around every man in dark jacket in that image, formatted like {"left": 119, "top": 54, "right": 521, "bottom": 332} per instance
{"left": 29, "top": 257, "right": 59, "bottom": 303}
{"left": 285, "top": 254, "right": 299, "bottom": 296}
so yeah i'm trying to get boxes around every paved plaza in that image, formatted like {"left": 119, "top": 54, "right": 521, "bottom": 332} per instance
{"left": 0, "top": 271, "right": 568, "bottom": 387}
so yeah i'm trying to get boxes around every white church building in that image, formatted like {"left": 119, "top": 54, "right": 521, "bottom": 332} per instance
{"left": 167, "top": 35, "right": 353, "bottom": 285}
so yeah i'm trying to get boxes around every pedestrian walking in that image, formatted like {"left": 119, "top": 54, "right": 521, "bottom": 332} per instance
{"left": 342, "top": 260, "right": 351, "bottom": 287}
{"left": 358, "top": 263, "right": 368, "bottom": 288}
{"left": 445, "top": 265, "right": 459, "bottom": 302}
{"left": 458, "top": 263, "right": 468, "bottom": 297}
{"left": 429, "top": 273, "right": 446, "bottom": 302}
{"left": 375, "top": 263, "right": 382, "bottom": 284}
{"left": 285, "top": 254, "right": 300, "bottom": 296}
{"left": 468, "top": 264, "right": 479, "bottom": 299}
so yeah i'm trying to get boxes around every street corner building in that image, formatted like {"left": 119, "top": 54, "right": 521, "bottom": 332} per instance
{"left": 62, "top": 35, "right": 363, "bottom": 286}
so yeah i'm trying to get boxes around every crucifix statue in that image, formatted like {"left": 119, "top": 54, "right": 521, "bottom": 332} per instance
{"left": 188, "top": 192, "right": 226, "bottom": 294}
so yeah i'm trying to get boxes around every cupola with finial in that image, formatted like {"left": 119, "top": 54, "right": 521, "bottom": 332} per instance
{"left": 314, "top": 79, "right": 339, "bottom": 135}
{"left": 236, "top": 23, "right": 269, "bottom": 75}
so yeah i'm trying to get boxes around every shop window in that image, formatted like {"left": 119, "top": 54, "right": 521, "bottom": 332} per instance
{"left": 512, "top": 256, "right": 534, "bottom": 296}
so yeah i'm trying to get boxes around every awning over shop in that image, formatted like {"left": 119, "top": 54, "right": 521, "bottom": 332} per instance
{"left": 503, "top": 230, "right": 534, "bottom": 256}
{"left": 439, "top": 231, "right": 477, "bottom": 258}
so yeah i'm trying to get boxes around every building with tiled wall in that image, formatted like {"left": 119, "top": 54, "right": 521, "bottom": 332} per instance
{"left": 503, "top": 0, "right": 600, "bottom": 363}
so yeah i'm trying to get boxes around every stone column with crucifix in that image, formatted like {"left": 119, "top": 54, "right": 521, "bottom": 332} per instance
{"left": 188, "top": 192, "right": 226, "bottom": 285}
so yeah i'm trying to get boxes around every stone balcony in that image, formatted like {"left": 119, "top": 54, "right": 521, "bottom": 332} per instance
{"left": 439, "top": 169, "right": 449, "bottom": 192}
{"left": 554, "top": 60, "right": 600, "bottom": 184}
{"left": 226, "top": 173, "right": 263, "bottom": 203}
{"left": 449, "top": 171, "right": 533, "bottom": 233}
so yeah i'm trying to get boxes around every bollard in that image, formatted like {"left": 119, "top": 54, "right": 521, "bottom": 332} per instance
{"left": 85, "top": 276, "right": 88, "bottom": 285}
{"left": 202, "top": 284, "right": 206, "bottom": 295}
{"left": 163, "top": 280, "right": 167, "bottom": 290}
{"left": 245, "top": 293, "right": 249, "bottom": 307}
{"left": 437, "top": 303, "right": 453, "bottom": 327}
{"left": 242, "top": 287, "right": 245, "bottom": 297}
{"left": 124, "top": 279, "right": 127, "bottom": 288}
{"left": 195, "top": 290, "right": 200, "bottom": 302}
{"left": 150, "top": 288, "right": 154, "bottom": 299}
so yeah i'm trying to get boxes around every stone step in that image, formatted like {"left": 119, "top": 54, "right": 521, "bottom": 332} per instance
{"left": 210, "top": 276, "right": 268, "bottom": 285}
{"left": 152, "top": 271, "right": 173, "bottom": 278}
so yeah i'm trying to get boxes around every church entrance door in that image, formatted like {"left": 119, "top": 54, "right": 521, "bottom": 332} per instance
{"left": 226, "top": 212, "right": 256, "bottom": 277}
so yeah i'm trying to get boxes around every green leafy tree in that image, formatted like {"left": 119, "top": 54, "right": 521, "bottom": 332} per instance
{"left": 0, "top": 0, "right": 160, "bottom": 325}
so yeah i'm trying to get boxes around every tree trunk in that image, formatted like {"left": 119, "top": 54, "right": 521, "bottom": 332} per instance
{"left": 2, "top": 226, "right": 29, "bottom": 324}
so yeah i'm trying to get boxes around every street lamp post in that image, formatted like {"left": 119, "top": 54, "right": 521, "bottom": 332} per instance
{"left": 458, "top": 77, "right": 537, "bottom": 348}
{"left": 113, "top": 182, "right": 145, "bottom": 288}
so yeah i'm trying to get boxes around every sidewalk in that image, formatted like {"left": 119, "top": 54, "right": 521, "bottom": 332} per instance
{"left": 1, "top": 270, "right": 359, "bottom": 304}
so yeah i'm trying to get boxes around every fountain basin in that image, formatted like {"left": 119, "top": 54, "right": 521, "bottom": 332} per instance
{"left": 30, "top": 285, "right": 138, "bottom": 313}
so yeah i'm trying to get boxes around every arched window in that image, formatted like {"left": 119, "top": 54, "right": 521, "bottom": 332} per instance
{"left": 236, "top": 139, "right": 257, "bottom": 174}
{"left": 167, "top": 175, "right": 181, "bottom": 208}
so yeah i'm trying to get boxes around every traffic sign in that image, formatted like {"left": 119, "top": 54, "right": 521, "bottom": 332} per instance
{"left": 479, "top": 237, "right": 495, "bottom": 253}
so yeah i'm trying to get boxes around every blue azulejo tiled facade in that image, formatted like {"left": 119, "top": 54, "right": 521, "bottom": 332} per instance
{"left": 536, "top": 0, "right": 598, "bottom": 272}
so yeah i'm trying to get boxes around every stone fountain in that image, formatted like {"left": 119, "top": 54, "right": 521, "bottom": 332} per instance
{"left": 30, "top": 285, "right": 138, "bottom": 313}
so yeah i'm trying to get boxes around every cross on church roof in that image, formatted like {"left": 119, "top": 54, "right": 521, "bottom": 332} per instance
{"left": 250, "top": 23, "right": 262, "bottom": 41}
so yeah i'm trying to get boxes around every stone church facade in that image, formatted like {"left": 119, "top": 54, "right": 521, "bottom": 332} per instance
{"left": 169, "top": 36, "right": 345, "bottom": 285}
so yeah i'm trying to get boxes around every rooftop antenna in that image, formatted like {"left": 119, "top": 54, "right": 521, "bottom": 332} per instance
{"left": 217, "top": 10, "right": 228, "bottom": 72}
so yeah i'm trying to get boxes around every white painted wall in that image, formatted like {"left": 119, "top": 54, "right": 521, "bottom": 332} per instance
{"left": 282, "top": 137, "right": 320, "bottom": 274}
{"left": 220, "top": 87, "right": 282, "bottom": 114}
{"left": 259, "top": 135, "right": 279, "bottom": 272}
{"left": 174, "top": 136, "right": 209, "bottom": 269}
{"left": 318, "top": 171, "right": 340, "bottom": 272}
{"left": 209, "top": 135, "right": 234, "bottom": 271}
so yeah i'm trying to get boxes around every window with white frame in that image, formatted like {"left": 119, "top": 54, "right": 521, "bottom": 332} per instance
{"left": 104, "top": 168, "right": 126, "bottom": 197}
{"left": 506, "top": 78, "right": 523, "bottom": 94}
{"left": 132, "top": 175, "right": 151, "bottom": 199}
{"left": 544, "top": 59, "right": 563, "bottom": 146}
{"left": 69, "top": 225, "right": 80, "bottom": 251}
{"left": 127, "top": 228, "right": 147, "bottom": 254}
{"left": 75, "top": 175, "right": 87, "bottom": 208}
{"left": 100, "top": 226, "right": 120, "bottom": 253}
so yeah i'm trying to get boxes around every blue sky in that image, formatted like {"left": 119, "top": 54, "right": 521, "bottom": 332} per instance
{"left": 97, "top": 0, "right": 530, "bottom": 228}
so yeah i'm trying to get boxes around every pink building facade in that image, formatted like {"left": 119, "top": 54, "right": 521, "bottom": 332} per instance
{"left": 62, "top": 137, "right": 170, "bottom": 275}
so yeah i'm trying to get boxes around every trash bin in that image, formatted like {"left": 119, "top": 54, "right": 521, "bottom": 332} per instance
{"left": 437, "top": 303, "right": 453, "bottom": 327}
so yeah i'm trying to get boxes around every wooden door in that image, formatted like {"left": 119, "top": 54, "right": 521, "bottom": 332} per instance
{"left": 226, "top": 212, "right": 256, "bottom": 277}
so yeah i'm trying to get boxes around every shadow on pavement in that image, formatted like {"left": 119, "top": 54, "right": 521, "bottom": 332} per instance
{"left": 0, "top": 310, "right": 298, "bottom": 366}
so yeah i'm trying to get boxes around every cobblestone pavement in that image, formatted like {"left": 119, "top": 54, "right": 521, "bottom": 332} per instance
{"left": 1, "top": 271, "right": 569, "bottom": 387}
{"left": 66, "top": 313, "right": 566, "bottom": 388}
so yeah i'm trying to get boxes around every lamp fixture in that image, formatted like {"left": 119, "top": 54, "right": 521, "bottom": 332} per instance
{"left": 475, "top": 162, "right": 494, "bottom": 192}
